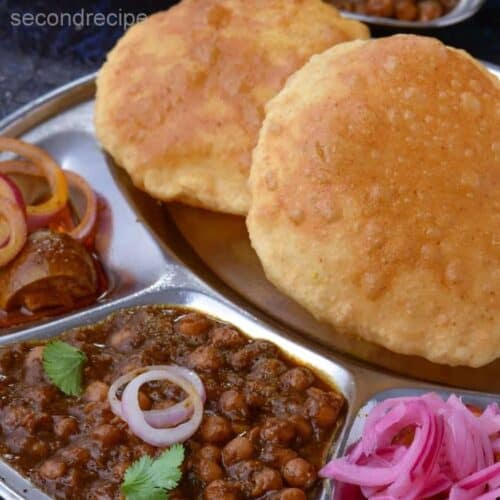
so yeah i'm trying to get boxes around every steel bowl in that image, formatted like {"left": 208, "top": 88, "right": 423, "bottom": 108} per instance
{"left": 329, "top": 0, "right": 486, "bottom": 28}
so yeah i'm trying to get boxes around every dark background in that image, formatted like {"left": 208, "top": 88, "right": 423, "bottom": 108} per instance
{"left": 0, "top": 0, "right": 498, "bottom": 120}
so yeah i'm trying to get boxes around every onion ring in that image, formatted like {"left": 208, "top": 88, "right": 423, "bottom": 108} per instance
{"left": 64, "top": 171, "right": 98, "bottom": 242}
{"left": 121, "top": 367, "right": 204, "bottom": 447}
{"left": 0, "top": 198, "right": 27, "bottom": 267}
{"left": 108, "top": 365, "right": 205, "bottom": 429}
{"left": 0, "top": 174, "right": 25, "bottom": 249}
{"left": 0, "top": 137, "right": 68, "bottom": 229}
{"left": 0, "top": 159, "right": 98, "bottom": 241}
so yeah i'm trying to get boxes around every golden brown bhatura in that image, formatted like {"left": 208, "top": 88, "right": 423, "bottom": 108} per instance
{"left": 95, "top": 0, "right": 369, "bottom": 215}
{"left": 247, "top": 35, "right": 500, "bottom": 367}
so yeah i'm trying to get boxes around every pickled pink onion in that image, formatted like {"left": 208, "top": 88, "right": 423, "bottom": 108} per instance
{"left": 108, "top": 365, "right": 205, "bottom": 447}
{"left": 320, "top": 393, "right": 500, "bottom": 499}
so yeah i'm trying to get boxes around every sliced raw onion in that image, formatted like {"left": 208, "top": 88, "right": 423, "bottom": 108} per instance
{"left": 64, "top": 171, "right": 98, "bottom": 242}
{"left": 121, "top": 367, "right": 204, "bottom": 447}
{"left": 0, "top": 137, "right": 68, "bottom": 230}
{"left": 108, "top": 365, "right": 205, "bottom": 428}
{"left": 108, "top": 365, "right": 205, "bottom": 447}
{"left": 0, "top": 198, "right": 27, "bottom": 267}
{"left": 0, "top": 174, "right": 26, "bottom": 248}
{"left": 321, "top": 393, "right": 500, "bottom": 500}
{"left": 0, "top": 160, "right": 98, "bottom": 241}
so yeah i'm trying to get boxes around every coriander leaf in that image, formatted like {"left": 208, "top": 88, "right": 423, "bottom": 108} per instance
{"left": 121, "top": 445, "right": 185, "bottom": 500}
{"left": 121, "top": 456, "right": 160, "bottom": 500}
{"left": 42, "top": 341, "right": 87, "bottom": 396}
{"left": 151, "top": 444, "right": 185, "bottom": 490}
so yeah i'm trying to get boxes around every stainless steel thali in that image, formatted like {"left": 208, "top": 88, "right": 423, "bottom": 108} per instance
{"left": 0, "top": 64, "right": 498, "bottom": 499}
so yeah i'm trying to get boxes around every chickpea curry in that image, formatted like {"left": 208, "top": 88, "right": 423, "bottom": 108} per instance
{"left": 0, "top": 306, "right": 345, "bottom": 499}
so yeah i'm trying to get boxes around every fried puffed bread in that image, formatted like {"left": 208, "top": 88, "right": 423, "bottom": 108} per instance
{"left": 247, "top": 35, "right": 500, "bottom": 367}
{"left": 95, "top": 0, "right": 369, "bottom": 215}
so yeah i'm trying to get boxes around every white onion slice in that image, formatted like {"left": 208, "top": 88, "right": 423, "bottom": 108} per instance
{"left": 121, "top": 368, "right": 204, "bottom": 447}
{"left": 108, "top": 365, "right": 205, "bottom": 428}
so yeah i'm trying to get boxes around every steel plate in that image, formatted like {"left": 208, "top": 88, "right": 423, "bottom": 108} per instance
{"left": 0, "top": 56, "right": 497, "bottom": 500}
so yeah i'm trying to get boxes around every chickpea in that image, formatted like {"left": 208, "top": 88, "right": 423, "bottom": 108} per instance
{"left": 29, "top": 439, "right": 49, "bottom": 460}
{"left": 219, "top": 390, "right": 249, "bottom": 421}
{"left": 260, "top": 445, "right": 298, "bottom": 469}
{"left": 283, "top": 458, "right": 317, "bottom": 489}
{"left": 209, "top": 327, "right": 246, "bottom": 348}
{"left": 187, "top": 345, "right": 224, "bottom": 372}
{"left": 26, "top": 384, "right": 58, "bottom": 410}
{"left": 176, "top": 313, "right": 212, "bottom": 336}
{"left": 23, "top": 346, "right": 45, "bottom": 384}
{"left": 222, "top": 436, "right": 255, "bottom": 466}
{"left": 417, "top": 0, "right": 443, "bottom": 19}
{"left": 280, "top": 367, "right": 314, "bottom": 392}
{"left": 305, "top": 389, "right": 343, "bottom": 429}
{"left": 61, "top": 446, "right": 90, "bottom": 466}
{"left": 54, "top": 417, "right": 79, "bottom": 440}
{"left": 138, "top": 391, "right": 152, "bottom": 410}
{"left": 197, "top": 458, "right": 224, "bottom": 483}
{"left": 204, "top": 480, "right": 241, "bottom": 500}
{"left": 249, "top": 358, "right": 287, "bottom": 380}
{"left": 260, "top": 418, "right": 296, "bottom": 446}
{"left": 251, "top": 467, "right": 283, "bottom": 496}
{"left": 395, "top": 0, "right": 418, "bottom": 19}
{"left": 230, "top": 341, "right": 277, "bottom": 371}
{"left": 109, "top": 328, "right": 142, "bottom": 352}
{"left": 289, "top": 416, "right": 313, "bottom": 444}
{"left": 198, "top": 445, "right": 222, "bottom": 463}
{"left": 39, "top": 458, "right": 66, "bottom": 480}
{"left": 366, "top": 0, "right": 394, "bottom": 16}
{"left": 92, "top": 424, "right": 123, "bottom": 448}
{"left": 277, "top": 489, "right": 307, "bottom": 500}
{"left": 84, "top": 381, "right": 109, "bottom": 402}
{"left": 199, "top": 415, "right": 234, "bottom": 445}
{"left": 247, "top": 426, "right": 261, "bottom": 444}
{"left": 440, "top": 0, "right": 458, "bottom": 11}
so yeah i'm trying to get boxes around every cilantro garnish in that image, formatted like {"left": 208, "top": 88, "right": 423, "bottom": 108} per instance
{"left": 121, "top": 444, "right": 185, "bottom": 500}
{"left": 42, "top": 341, "right": 87, "bottom": 396}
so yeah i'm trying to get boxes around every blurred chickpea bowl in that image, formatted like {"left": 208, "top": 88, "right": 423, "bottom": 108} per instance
{"left": 326, "top": 0, "right": 486, "bottom": 27}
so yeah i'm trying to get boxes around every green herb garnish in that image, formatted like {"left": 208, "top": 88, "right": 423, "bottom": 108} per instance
{"left": 121, "top": 444, "right": 185, "bottom": 500}
{"left": 42, "top": 341, "right": 87, "bottom": 396}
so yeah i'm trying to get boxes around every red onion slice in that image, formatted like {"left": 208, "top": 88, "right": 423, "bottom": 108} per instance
{"left": 0, "top": 160, "right": 98, "bottom": 240}
{"left": 0, "top": 173, "right": 26, "bottom": 249}
{"left": 121, "top": 368, "right": 204, "bottom": 447}
{"left": 0, "top": 138, "right": 68, "bottom": 230}
{"left": 108, "top": 365, "right": 205, "bottom": 428}
{"left": 0, "top": 198, "right": 27, "bottom": 267}
{"left": 64, "top": 171, "right": 98, "bottom": 242}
